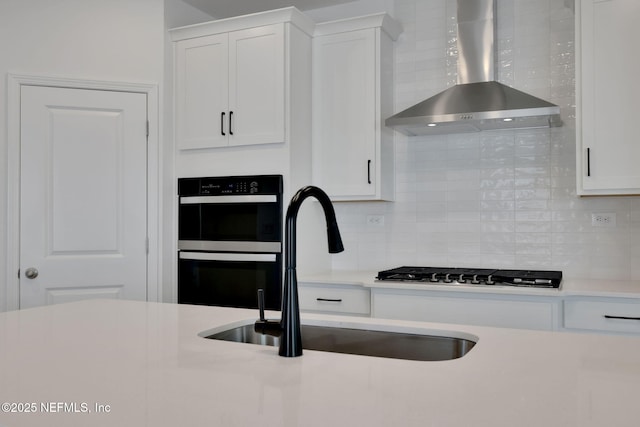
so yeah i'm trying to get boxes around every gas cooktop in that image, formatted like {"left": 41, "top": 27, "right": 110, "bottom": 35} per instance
{"left": 376, "top": 266, "right": 562, "bottom": 289}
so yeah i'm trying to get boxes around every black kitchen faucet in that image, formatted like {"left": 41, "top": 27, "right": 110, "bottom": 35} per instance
{"left": 254, "top": 186, "right": 344, "bottom": 357}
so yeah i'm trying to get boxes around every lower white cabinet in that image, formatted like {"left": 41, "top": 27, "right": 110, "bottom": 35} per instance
{"left": 298, "top": 278, "right": 640, "bottom": 335}
{"left": 371, "top": 289, "right": 560, "bottom": 331}
{"left": 299, "top": 282, "right": 371, "bottom": 316}
{"left": 563, "top": 297, "right": 640, "bottom": 335}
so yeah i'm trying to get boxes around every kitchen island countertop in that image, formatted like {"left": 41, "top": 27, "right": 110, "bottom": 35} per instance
{"left": 1, "top": 299, "right": 640, "bottom": 426}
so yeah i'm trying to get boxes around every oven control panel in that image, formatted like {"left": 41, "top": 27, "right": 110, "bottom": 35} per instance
{"left": 202, "top": 180, "right": 253, "bottom": 195}
{"left": 178, "top": 175, "right": 283, "bottom": 196}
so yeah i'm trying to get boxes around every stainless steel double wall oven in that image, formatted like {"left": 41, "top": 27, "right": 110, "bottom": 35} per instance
{"left": 178, "top": 175, "right": 283, "bottom": 310}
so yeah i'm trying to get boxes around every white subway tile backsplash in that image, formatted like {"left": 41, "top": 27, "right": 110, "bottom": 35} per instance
{"left": 328, "top": 0, "right": 640, "bottom": 279}
{"left": 480, "top": 190, "right": 516, "bottom": 201}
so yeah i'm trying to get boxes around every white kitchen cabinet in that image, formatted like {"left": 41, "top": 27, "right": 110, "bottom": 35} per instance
{"left": 564, "top": 296, "right": 640, "bottom": 335}
{"left": 174, "top": 24, "right": 284, "bottom": 149}
{"left": 576, "top": 0, "right": 640, "bottom": 195}
{"left": 312, "top": 14, "right": 401, "bottom": 201}
{"left": 175, "top": 33, "right": 229, "bottom": 149}
{"left": 299, "top": 281, "right": 371, "bottom": 316}
{"left": 371, "top": 288, "right": 560, "bottom": 331}
{"left": 172, "top": 10, "right": 311, "bottom": 150}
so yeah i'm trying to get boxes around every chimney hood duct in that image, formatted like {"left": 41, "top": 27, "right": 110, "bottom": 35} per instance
{"left": 385, "top": 0, "right": 562, "bottom": 136}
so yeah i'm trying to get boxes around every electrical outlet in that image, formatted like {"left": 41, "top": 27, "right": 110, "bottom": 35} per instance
{"left": 366, "top": 214, "right": 385, "bottom": 227}
{"left": 591, "top": 213, "right": 616, "bottom": 227}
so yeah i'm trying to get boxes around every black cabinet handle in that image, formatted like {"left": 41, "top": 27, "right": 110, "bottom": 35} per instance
{"left": 587, "top": 147, "right": 591, "bottom": 177}
{"left": 604, "top": 315, "right": 640, "bottom": 321}
{"left": 229, "top": 111, "right": 233, "bottom": 136}
{"left": 367, "top": 160, "right": 372, "bottom": 184}
{"left": 221, "top": 112, "right": 226, "bottom": 136}
{"left": 257, "top": 289, "right": 265, "bottom": 321}
{"left": 317, "top": 298, "right": 342, "bottom": 303}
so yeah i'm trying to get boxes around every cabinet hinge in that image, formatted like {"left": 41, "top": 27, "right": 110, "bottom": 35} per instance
{"left": 146, "top": 120, "right": 150, "bottom": 139}
{"left": 145, "top": 237, "right": 149, "bottom": 255}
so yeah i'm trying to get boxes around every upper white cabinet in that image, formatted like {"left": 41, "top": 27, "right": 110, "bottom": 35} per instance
{"left": 175, "top": 33, "right": 229, "bottom": 149}
{"left": 171, "top": 9, "right": 313, "bottom": 150}
{"left": 576, "top": 0, "right": 640, "bottom": 195}
{"left": 312, "top": 15, "right": 402, "bottom": 201}
{"left": 174, "top": 26, "right": 284, "bottom": 149}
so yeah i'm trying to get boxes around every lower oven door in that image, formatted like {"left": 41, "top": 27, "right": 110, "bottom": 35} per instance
{"left": 178, "top": 252, "right": 281, "bottom": 310}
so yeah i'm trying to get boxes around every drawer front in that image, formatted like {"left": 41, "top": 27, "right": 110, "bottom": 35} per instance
{"left": 299, "top": 284, "right": 370, "bottom": 315}
{"left": 564, "top": 299, "right": 640, "bottom": 334}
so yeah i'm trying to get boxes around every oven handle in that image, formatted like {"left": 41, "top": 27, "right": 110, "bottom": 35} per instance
{"left": 179, "top": 195, "right": 277, "bottom": 204}
{"left": 179, "top": 252, "right": 277, "bottom": 262}
{"left": 179, "top": 240, "right": 281, "bottom": 253}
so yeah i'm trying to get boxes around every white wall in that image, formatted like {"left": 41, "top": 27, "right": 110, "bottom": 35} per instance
{"left": 0, "top": 0, "right": 165, "bottom": 311}
{"left": 165, "top": 0, "right": 215, "bottom": 28}
{"left": 318, "top": 0, "right": 640, "bottom": 281}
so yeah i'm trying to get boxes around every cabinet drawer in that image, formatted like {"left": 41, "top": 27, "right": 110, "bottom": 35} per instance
{"left": 564, "top": 299, "right": 640, "bottom": 334}
{"left": 299, "top": 284, "right": 370, "bottom": 316}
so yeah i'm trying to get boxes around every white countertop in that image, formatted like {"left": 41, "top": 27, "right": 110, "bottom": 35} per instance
{"left": 299, "top": 270, "right": 640, "bottom": 298}
{"left": 1, "top": 299, "right": 640, "bottom": 426}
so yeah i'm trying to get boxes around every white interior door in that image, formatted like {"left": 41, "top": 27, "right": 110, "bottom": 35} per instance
{"left": 19, "top": 85, "right": 148, "bottom": 309}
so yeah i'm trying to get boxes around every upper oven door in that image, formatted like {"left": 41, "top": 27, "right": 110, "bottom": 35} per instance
{"left": 179, "top": 194, "right": 281, "bottom": 243}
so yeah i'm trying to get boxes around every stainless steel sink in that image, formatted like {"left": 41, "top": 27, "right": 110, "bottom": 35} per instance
{"left": 203, "top": 323, "right": 476, "bottom": 361}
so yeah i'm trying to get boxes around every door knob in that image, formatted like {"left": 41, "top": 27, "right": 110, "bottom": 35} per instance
{"left": 24, "top": 267, "right": 39, "bottom": 279}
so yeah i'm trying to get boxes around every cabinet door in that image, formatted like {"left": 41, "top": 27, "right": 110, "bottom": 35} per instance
{"left": 175, "top": 34, "right": 229, "bottom": 150}
{"left": 372, "top": 289, "right": 558, "bottom": 331}
{"left": 228, "top": 24, "right": 285, "bottom": 147}
{"left": 577, "top": 0, "right": 640, "bottom": 194}
{"left": 313, "top": 29, "right": 377, "bottom": 198}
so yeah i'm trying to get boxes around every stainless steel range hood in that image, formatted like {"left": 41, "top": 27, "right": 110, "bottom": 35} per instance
{"left": 386, "top": 0, "right": 562, "bottom": 136}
